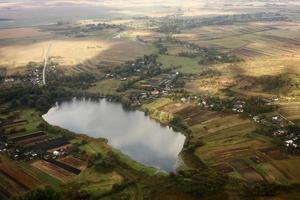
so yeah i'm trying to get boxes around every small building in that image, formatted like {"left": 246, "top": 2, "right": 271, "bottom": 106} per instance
{"left": 181, "top": 97, "right": 187, "bottom": 103}
{"left": 151, "top": 90, "right": 160, "bottom": 95}
{"left": 253, "top": 116, "right": 260, "bottom": 123}
{"left": 285, "top": 139, "right": 298, "bottom": 148}
{"left": 53, "top": 150, "right": 60, "bottom": 156}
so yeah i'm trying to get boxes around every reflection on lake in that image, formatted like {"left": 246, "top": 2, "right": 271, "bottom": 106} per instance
{"left": 43, "top": 99, "right": 185, "bottom": 172}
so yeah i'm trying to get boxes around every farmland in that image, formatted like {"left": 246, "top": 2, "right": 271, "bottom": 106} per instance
{"left": 1, "top": 0, "right": 300, "bottom": 199}
{"left": 0, "top": 25, "right": 155, "bottom": 74}
{"left": 144, "top": 97, "right": 300, "bottom": 186}
{"left": 0, "top": 155, "right": 61, "bottom": 198}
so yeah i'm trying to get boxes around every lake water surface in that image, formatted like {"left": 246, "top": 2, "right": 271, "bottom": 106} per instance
{"left": 43, "top": 99, "right": 185, "bottom": 172}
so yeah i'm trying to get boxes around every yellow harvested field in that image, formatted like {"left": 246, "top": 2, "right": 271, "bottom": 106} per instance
{"left": 185, "top": 76, "right": 237, "bottom": 95}
{"left": 0, "top": 27, "right": 52, "bottom": 40}
{"left": 0, "top": 39, "right": 111, "bottom": 67}
{"left": 217, "top": 57, "right": 300, "bottom": 77}
{"left": 278, "top": 102, "right": 300, "bottom": 118}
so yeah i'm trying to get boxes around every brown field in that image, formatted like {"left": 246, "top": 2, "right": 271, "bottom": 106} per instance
{"left": 230, "top": 159, "right": 264, "bottom": 182}
{"left": 14, "top": 134, "right": 49, "bottom": 146}
{"left": 259, "top": 147, "right": 288, "bottom": 160}
{"left": 31, "top": 160, "right": 75, "bottom": 183}
{"left": 0, "top": 162, "right": 41, "bottom": 190}
{"left": 0, "top": 172, "right": 27, "bottom": 197}
{"left": 157, "top": 102, "right": 191, "bottom": 114}
{"left": 58, "top": 156, "right": 88, "bottom": 171}
{"left": 153, "top": 187, "right": 198, "bottom": 200}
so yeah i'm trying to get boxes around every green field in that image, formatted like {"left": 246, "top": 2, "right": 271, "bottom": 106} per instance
{"left": 88, "top": 79, "right": 123, "bottom": 95}
{"left": 158, "top": 55, "right": 206, "bottom": 74}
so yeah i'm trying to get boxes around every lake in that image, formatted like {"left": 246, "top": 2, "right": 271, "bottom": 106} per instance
{"left": 42, "top": 98, "right": 186, "bottom": 172}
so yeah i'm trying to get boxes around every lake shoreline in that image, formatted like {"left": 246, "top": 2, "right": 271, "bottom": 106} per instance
{"left": 43, "top": 98, "right": 186, "bottom": 172}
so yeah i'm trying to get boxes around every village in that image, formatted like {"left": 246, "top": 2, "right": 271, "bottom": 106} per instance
{"left": 1, "top": 51, "right": 299, "bottom": 155}
{"left": 0, "top": 112, "right": 88, "bottom": 198}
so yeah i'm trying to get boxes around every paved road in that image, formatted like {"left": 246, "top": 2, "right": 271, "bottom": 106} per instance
{"left": 43, "top": 43, "right": 52, "bottom": 85}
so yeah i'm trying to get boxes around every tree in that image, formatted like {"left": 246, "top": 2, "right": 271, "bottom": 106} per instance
{"left": 12, "top": 187, "right": 63, "bottom": 200}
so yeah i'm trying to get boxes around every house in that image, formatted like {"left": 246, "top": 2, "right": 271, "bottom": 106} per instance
{"left": 273, "top": 129, "right": 287, "bottom": 136}
{"left": 151, "top": 90, "right": 160, "bottom": 95}
{"left": 285, "top": 139, "right": 298, "bottom": 148}
{"left": 272, "top": 115, "right": 283, "bottom": 121}
{"left": 237, "top": 109, "right": 244, "bottom": 113}
{"left": 181, "top": 97, "right": 187, "bottom": 103}
{"left": 4, "top": 78, "right": 14, "bottom": 83}
{"left": 253, "top": 116, "right": 260, "bottom": 123}
{"left": 53, "top": 150, "right": 60, "bottom": 156}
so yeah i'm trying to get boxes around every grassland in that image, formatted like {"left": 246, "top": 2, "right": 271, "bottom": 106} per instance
{"left": 88, "top": 79, "right": 122, "bottom": 95}
{"left": 158, "top": 55, "right": 206, "bottom": 74}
